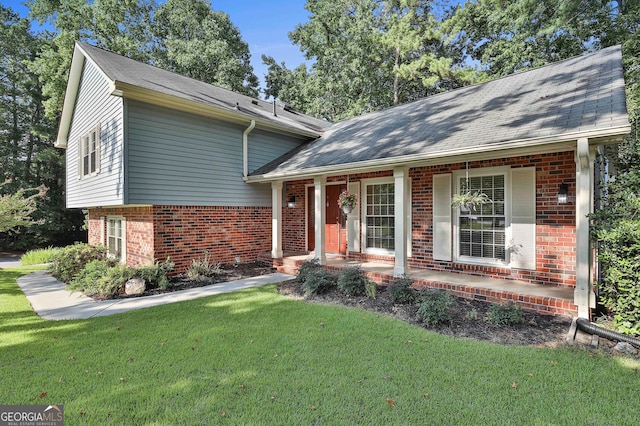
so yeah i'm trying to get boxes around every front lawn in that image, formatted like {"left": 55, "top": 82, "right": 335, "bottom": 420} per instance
{"left": 1, "top": 266, "right": 639, "bottom": 424}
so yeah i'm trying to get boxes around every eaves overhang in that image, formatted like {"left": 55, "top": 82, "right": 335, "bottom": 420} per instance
{"left": 245, "top": 125, "right": 631, "bottom": 183}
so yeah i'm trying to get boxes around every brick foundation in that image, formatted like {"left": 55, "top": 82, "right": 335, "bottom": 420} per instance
{"left": 276, "top": 256, "right": 577, "bottom": 316}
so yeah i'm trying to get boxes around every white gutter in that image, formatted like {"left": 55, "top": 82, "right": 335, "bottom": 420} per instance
{"left": 243, "top": 120, "right": 256, "bottom": 178}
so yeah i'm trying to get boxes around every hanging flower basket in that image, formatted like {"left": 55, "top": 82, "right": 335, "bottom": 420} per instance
{"left": 451, "top": 191, "right": 491, "bottom": 212}
{"left": 338, "top": 190, "right": 358, "bottom": 214}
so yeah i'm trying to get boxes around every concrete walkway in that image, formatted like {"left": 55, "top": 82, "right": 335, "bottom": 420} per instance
{"left": 14, "top": 269, "right": 294, "bottom": 321}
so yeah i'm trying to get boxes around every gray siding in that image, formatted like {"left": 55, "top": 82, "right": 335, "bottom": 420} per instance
{"left": 248, "top": 128, "right": 306, "bottom": 174}
{"left": 126, "top": 101, "right": 305, "bottom": 206}
{"left": 66, "top": 60, "right": 124, "bottom": 208}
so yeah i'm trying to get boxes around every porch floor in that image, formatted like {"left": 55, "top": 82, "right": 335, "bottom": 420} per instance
{"left": 275, "top": 253, "right": 577, "bottom": 317}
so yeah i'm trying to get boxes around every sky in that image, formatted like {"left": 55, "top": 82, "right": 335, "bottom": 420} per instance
{"left": 4, "top": 0, "right": 312, "bottom": 90}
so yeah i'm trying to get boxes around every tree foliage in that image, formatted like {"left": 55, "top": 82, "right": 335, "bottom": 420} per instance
{"left": 264, "top": 0, "right": 476, "bottom": 121}
{"left": 152, "top": 0, "right": 259, "bottom": 97}
{"left": 0, "top": 182, "right": 46, "bottom": 234}
{"left": 0, "top": 5, "right": 84, "bottom": 249}
{"left": 444, "top": 0, "right": 607, "bottom": 77}
{"left": 28, "top": 0, "right": 155, "bottom": 120}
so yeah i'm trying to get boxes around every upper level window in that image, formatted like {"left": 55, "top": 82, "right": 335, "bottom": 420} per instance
{"left": 79, "top": 124, "right": 100, "bottom": 178}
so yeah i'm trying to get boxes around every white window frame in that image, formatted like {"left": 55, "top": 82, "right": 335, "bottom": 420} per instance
{"left": 361, "top": 177, "right": 395, "bottom": 256}
{"left": 79, "top": 123, "right": 101, "bottom": 178}
{"left": 106, "top": 216, "right": 126, "bottom": 263}
{"left": 452, "top": 166, "right": 511, "bottom": 268}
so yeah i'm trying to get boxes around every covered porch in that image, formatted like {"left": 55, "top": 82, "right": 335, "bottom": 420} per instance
{"left": 274, "top": 253, "right": 577, "bottom": 317}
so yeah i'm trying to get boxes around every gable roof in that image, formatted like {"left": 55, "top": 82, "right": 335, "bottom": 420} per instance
{"left": 56, "top": 42, "right": 328, "bottom": 148}
{"left": 251, "top": 46, "right": 630, "bottom": 181}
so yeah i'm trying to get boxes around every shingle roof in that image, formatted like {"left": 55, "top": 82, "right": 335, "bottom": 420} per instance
{"left": 76, "top": 42, "right": 329, "bottom": 136}
{"left": 252, "top": 46, "right": 629, "bottom": 179}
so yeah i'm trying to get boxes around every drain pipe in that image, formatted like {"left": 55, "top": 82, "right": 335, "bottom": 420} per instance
{"left": 576, "top": 318, "right": 640, "bottom": 348}
{"left": 243, "top": 120, "right": 256, "bottom": 179}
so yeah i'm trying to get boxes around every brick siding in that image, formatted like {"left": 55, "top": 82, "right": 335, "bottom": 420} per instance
{"left": 88, "top": 205, "right": 271, "bottom": 274}
{"left": 152, "top": 205, "right": 271, "bottom": 274}
{"left": 282, "top": 151, "right": 577, "bottom": 288}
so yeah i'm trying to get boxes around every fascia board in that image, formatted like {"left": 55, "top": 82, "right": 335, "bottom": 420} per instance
{"left": 55, "top": 46, "right": 88, "bottom": 148}
{"left": 246, "top": 125, "right": 631, "bottom": 183}
{"left": 112, "top": 82, "right": 322, "bottom": 139}
{"left": 55, "top": 43, "right": 118, "bottom": 148}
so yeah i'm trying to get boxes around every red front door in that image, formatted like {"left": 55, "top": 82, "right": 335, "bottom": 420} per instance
{"left": 307, "top": 185, "right": 347, "bottom": 254}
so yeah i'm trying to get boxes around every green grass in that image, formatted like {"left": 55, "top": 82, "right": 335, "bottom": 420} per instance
{"left": 20, "top": 247, "right": 61, "bottom": 265}
{"left": 1, "top": 266, "right": 639, "bottom": 425}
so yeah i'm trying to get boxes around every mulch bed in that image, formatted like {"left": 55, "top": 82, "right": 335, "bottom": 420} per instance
{"left": 277, "top": 279, "right": 573, "bottom": 348}
{"left": 114, "top": 262, "right": 277, "bottom": 298}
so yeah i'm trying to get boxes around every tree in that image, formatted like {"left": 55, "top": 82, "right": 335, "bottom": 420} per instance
{"left": 151, "top": 0, "right": 259, "bottom": 97}
{"left": 0, "top": 5, "right": 82, "bottom": 249}
{"left": 28, "top": 0, "right": 155, "bottom": 120}
{"left": 265, "top": 0, "right": 475, "bottom": 121}
{"left": 588, "top": 0, "right": 640, "bottom": 333}
{"left": 444, "top": 0, "right": 613, "bottom": 77}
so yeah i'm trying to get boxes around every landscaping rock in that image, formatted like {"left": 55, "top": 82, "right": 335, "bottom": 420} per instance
{"left": 125, "top": 278, "right": 146, "bottom": 295}
{"left": 613, "top": 342, "right": 638, "bottom": 356}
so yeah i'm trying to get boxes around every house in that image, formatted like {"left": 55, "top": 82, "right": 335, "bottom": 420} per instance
{"left": 56, "top": 42, "right": 327, "bottom": 271}
{"left": 57, "top": 43, "right": 630, "bottom": 319}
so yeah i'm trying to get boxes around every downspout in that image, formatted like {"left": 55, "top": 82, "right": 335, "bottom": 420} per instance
{"left": 243, "top": 120, "right": 256, "bottom": 179}
{"left": 576, "top": 318, "right": 640, "bottom": 348}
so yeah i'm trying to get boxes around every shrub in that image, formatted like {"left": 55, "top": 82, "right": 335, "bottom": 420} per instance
{"left": 590, "top": 169, "right": 640, "bottom": 335}
{"left": 592, "top": 219, "right": 640, "bottom": 335}
{"left": 49, "top": 243, "right": 107, "bottom": 283}
{"left": 417, "top": 289, "right": 454, "bottom": 326}
{"left": 68, "top": 259, "right": 127, "bottom": 299}
{"left": 301, "top": 268, "right": 337, "bottom": 296}
{"left": 364, "top": 280, "right": 377, "bottom": 299}
{"left": 337, "top": 266, "right": 370, "bottom": 297}
{"left": 187, "top": 251, "right": 221, "bottom": 279}
{"left": 296, "top": 258, "right": 322, "bottom": 283}
{"left": 485, "top": 303, "right": 524, "bottom": 326}
{"left": 132, "top": 258, "right": 175, "bottom": 289}
{"left": 387, "top": 275, "right": 416, "bottom": 304}
{"left": 21, "top": 247, "right": 61, "bottom": 265}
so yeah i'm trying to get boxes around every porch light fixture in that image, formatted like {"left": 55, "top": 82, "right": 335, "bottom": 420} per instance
{"left": 287, "top": 195, "right": 296, "bottom": 208}
{"left": 558, "top": 183, "right": 568, "bottom": 204}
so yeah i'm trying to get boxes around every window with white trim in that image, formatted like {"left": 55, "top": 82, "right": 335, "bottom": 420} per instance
{"left": 107, "top": 216, "right": 125, "bottom": 262}
{"left": 458, "top": 174, "right": 506, "bottom": 262}
{"left": 434, "top": 166, "right": 536, "bottom": 270}
{"left": 364, "top": 180, "right": 395, "bottom": 252}
{"left": 79, "top": 124, "right": 100, "bottom": 178}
